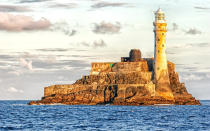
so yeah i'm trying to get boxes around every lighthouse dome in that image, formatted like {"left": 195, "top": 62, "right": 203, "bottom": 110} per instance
{"left": 156, "top": 8, "right": 164, "bottom": 14}
{"left": 154, "top": 8, "right": 166, "bottom": 23}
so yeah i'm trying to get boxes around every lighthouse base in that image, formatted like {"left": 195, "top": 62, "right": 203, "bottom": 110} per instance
{"left": 154, "top": 69, "right": 174, "bottom": 100}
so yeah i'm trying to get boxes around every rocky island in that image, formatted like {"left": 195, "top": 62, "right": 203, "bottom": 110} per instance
{"left": 29, "top": 9, "right": 200, "bottom": 106}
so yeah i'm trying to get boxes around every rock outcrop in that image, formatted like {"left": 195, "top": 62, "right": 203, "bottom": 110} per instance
{"left": 29, "top": 49, "right": 200, "bottom": 105}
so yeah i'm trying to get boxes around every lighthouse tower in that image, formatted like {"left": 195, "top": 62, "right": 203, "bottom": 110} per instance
{"left": 153, "top": 8, "right": 174, "bottom": 100}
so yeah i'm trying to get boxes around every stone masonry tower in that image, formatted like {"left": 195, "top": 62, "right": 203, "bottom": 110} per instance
{"left": 153, "top": 8, "right": 174, "bottom": 100}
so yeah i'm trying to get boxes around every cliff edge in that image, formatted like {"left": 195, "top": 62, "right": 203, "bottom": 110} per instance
{"left": 29, "top": 49, "right": 200, "bottom": 105}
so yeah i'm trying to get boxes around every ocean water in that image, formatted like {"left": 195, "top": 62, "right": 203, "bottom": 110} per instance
{"left": 0, "top": 101, "right": 210, "bottom": 131}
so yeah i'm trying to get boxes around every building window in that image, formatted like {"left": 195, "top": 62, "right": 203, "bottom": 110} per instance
{"left": 157, "top": 67, "right": 160, "bottom": 70}
{"left": 157, "top": 38, "right": 160, "bottom": 41}
{"left": 162, "top": 44, "right": 164, "bottom": 47}
{"left": 162, "top": 33, "right": 164, "bottom": 35}
{"left": 158, "top": 50, "right": 160, "bottom": 53}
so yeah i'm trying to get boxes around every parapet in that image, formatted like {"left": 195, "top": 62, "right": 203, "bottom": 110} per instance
{"left": 90, "top": 61, "right": 149, "bottom": 75}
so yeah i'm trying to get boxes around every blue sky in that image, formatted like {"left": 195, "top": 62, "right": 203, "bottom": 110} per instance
{"left": 0, "top": 0, "right": 209, "bottom": 100}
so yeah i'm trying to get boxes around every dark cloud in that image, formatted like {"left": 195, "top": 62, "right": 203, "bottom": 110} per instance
{"left": 19, "top": 0, "right": 52, "bottom": 3}
{"left": 169, "top": 23, "right": 201, "bottom": 35}
{"left": 0, "top": 54, "right": 16, "bottom": 59}
{"left": 58, "top": 29, "right": 76, "bottom": 37}
{"left": 48, "top": 3, "right": 77, "bottom": 9}
{"left": 185, "top": 28, "right": 201, "bottom": 35}
{"left": 0, "top": 13, "right": 51, "bottom": 31}
{"left": 78, "top": 40, "right": 107, "bottom": 48}
{"left": 51, "top": 22, "right": 77, "bottom": 37}
{"left": 172, "top": 23, "right": 178, "bottom": 31}
{"left": 36, "top": 48, "right": 71, "bottom": 52}
{"left": 92, "top": 21, "right": 121, "bottom": 34}
{"left": 91, "top": 1, "right": 130, "bottom": 9}
{"left": 0, "top": 5, "right": 31, "bottom": 12}
{"left": 36, "top": 48, "right": 88, "bottom": 52}
{"left": 194, "top": 6, "right": 210, "bottom": 10}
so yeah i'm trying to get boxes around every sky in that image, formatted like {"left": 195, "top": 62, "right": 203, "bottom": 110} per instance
{"left": 0, "top": 0, "right": 210, "bottom": 100}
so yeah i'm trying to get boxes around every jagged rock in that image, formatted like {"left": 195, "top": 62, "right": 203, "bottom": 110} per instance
{"left": 28, "top": 50, "right": 200, "bottom": 106}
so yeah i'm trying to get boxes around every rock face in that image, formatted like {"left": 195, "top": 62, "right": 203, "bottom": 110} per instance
{"left": 29, "top": 49, "right": 200, "bottom": 105}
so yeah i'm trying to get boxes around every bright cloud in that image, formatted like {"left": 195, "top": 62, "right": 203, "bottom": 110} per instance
{"left": 7, "top": 87, "right": 23, "bottom": 93}
{"left": 0, "top": 13, "right": 51, "bottom": 31}
{"left": 19, "top": 58, "right": 33, "bottom": 70}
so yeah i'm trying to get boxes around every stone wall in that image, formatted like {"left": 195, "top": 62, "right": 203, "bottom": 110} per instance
{"left": 75, "top": 72, "right": 153, "bottom": 85}
{"left": 91, "top": 61, "right": 149, "bottom": 75}
{"left": 90, "top": 62, "right": 114, "bottom": 75}
{"left": 44, "top": 85, "right": 74, "bottom": 97}
{"left": 42, "top": 83, "right": 156, "bottom": 104}
{"left": 112, "top": 61, "right": 149, "bottom": 73}
{"left": 44, "top": 84, "right": 94, "bottom": 97}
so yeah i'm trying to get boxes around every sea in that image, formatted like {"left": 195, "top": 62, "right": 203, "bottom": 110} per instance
{"left": 0, "top": 100, "right": 210, "bottom": 131}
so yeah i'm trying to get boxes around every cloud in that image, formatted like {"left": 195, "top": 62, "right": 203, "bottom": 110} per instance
{"left": 91, "top": 1, "right": 131, "bottom": 9}
{"left": 92, "top": 21, "right": 121, "bottom": 34}
{"left": 79, "top": 42, "right": 90, "bottom": 47}
{"left": 168, "top": 43, "right": 192, "bottom": 49}
{"left": 0, "top": 13, "right": 51, "bottom": 31}
{"left": 169, "top": 23, "right": 201, "bottom": 35}
{"left": 194, "top": 6, "right": 210, "bottom": 10}
{"left": 93, "top": 39, "right": 106, "bottom": 48}
{"left": 36, "top": 48, "right": 70, "bottom": 52}
{"left": 19, "top": 58, "right": 33, "bottom": 70}
{"left": 185, "top": 28, "right": 201, "bottom": 35}
{"left": 8, "top": 71, "right": 22, "bottom": 76}
{"left": 7, "top": 87, "right": 23, "bottom": 93}
{"left": 206, "top": 74, "right": 210, "bottom": 78}
{"left": 78, "top": 40, "right": 107, "bottom": 48}
{"left": 48, "top": 3, "right": 77, "bottom": 9}
{"left": 19, "top": 0, "right": 52, "bottom": 3}
{"left": 172, "top": 23, "right": 178, "bottom": 31}
{"left": 168, "top": 43, "right": 210, "bottom": 50}
{"left": 196, "top": 43, "right": 210, "bottom": 47}
{"left": 0, "top": 48, "right": 92, "bottom": 75}
{"left": 51, "top": 22, "right": 77, "bottom": 37}
{"left": 180, "top": 73, "right": 204, "bottom": 81}
{"left": 180, "top": 73, "right": 210, "bottom": 81}
{"left": 32, "top": 59, "right": 90, "bottom": 71}
{"left": 0, "top": 5, "right": 31, "bottom": 12}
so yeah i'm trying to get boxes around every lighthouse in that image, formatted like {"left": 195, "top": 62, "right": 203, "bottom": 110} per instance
{"left": 153, "top": 8, "right": 174, "bottom": 100}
